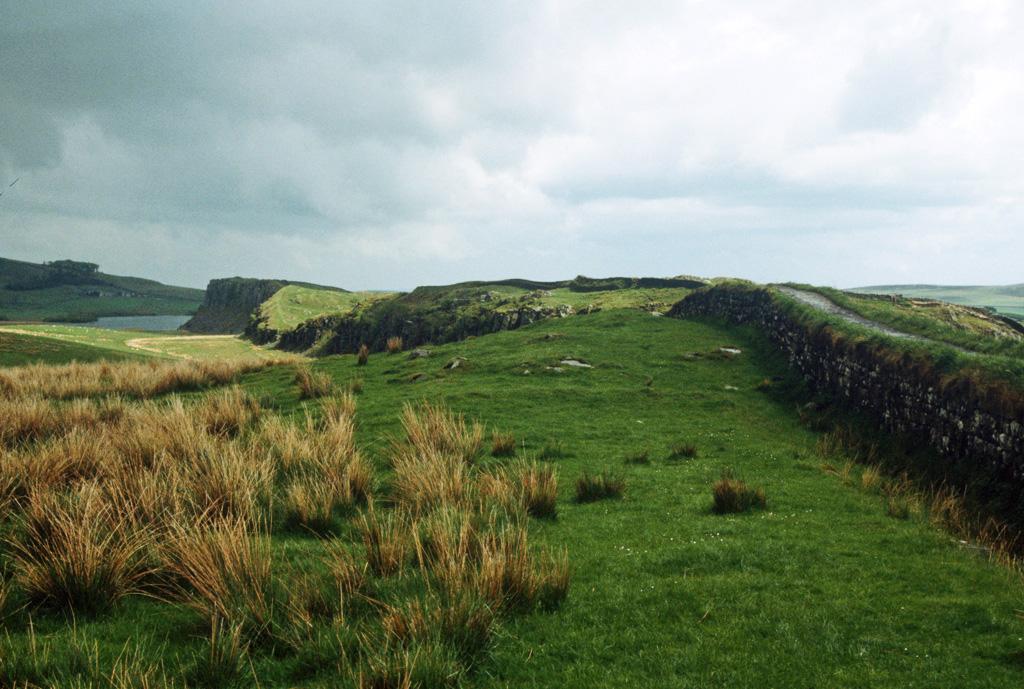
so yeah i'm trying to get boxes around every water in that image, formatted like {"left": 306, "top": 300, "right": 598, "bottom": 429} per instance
{"left": 64, "top": 314, "right": 192, "bottom": 331}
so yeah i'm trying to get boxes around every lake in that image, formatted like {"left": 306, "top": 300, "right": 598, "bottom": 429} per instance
{"left": 64, "top": 315, "right": 192, "bottom": 331}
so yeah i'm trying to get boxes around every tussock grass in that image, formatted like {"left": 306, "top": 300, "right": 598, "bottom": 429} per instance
{"left": 711, "top": 470, "right": 766, "bottom": 514}
{"left": 360, "top": 510, "right": 413, "bottom": 577}
{"left": 295, "top": 366, "right": 335, "bottom": 399}
{"left": 490, "top": 431, "right": 517, "bottom": 457}
{"left": 624, "top": 450, "right": 651, "bottom": 465}
{"left": 574, "top": 472, "right": 625, "bottom": 503}
{"left": 198, "top": 386, "right": 261, "bottom": 437}
{"left": 164, "top": 518, "right": 279, "bottom": 643}
{"left": 537, "top": 438, "right": 569, "bottom": 460}
{"left": 8, "top": 486, "right": 153, "bottom": 615}
{"left": 668, "top": 442, "right": 699, "bottom": 460}
{"left": 356, "top": 344, "right": 370, "bottom": 366}
{"left": 400, "top": 401, "right": 483, "bottom": 465}
{"left": 386, "top": 336, "right": 404, "bottom": 354}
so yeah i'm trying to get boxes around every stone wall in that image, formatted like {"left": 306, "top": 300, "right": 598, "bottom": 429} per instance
{"left": 669, "top": 285, "right": 1024, "bottom": 518}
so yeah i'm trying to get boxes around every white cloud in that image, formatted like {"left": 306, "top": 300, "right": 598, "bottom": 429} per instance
{"left": 1, "top": 0, "right": 1021, "bottom": 288}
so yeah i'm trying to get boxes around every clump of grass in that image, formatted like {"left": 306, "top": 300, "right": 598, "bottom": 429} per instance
{"left": 668, "top": 442, "right": 698, "bottom": 460}
{"left": 356, "top": 344, "right": 370, "bottom": 366}
{"left": 380, "top": 593, "right": 496, "bottom": 668}
{"left": 860, "top": 465, "right": 882, "bottom": 493}
{"left": 359, "top": 510, "right": 412, "bottom": 577}
{"left": 8, "top": 487, "right": 153, "bottom": 615}
{"left": 574, "top": 472, "right": 625, "bottom": 503}
{"left": 186, "top": 617, "right": 249, "bottom": 689}
{"left": 348, "top": 377, "right": 364, "bottom": 394}
{"left": 886, "top": 494, "right": 912, "bottom": 520}
{"left": 481, "top": 460, "right": 559, "bottom": 519}
{"left": 386, "top": 337, "right": 404, "bottom": 354}
{"left": 199, "top": 386, "right": 261, "bottom": 436}
{"left": 537, "top": 438, "right": 569, "bottom": 460}
{"left": 490, "top": 431, "right": 516, "bottom": 458}
{"left": 624, "top": 450, "right": 651, "bottom": 465}
{"left": 164, "top": 518, "right": 279, "bottom": 643}
{"left": 400, "top": 401, "right": 483, "bottom": 465}
{"left": 711, "top": 469, "right": 766, "bottom": 514}
{"left": 295, "top": 366, "right": 335, "bottom": 399}
{"left": 319, "top": 392, "right": 356, "bottom": 426}
{"left": 282, "top": 480, "right": 343, "bottom": 535}
{"left": 350, "top": 638, "right": 462, "bottom": 689}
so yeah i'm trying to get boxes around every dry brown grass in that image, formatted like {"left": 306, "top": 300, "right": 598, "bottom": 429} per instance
{"left": 392, "top": 446, "right": 471, "bottom": 515}
{"left": 8, "top": 485, "right": 154, "bottom": 614}
{"left": 711, "top": 470, "right": 766, "bottom": 514}
{"left": 490, "top": 432, "right": 516, "bottom": 458}
{"left": 295, "top": 366, "right": 335, "bottom": 399}
{"left": 400, "top": 401, "right": 483, "bottom": 465}
{"left": 357, "top": 344, "right": 370, "bottom": 366}
{"left": 198, "top": 386, "right": 261, "bottom": 437}
{"left": 164, "top": 518, "right": 278, "bottom": 642}
{"left": 360, "top": 509, "right": 413, "bottom": 577}
{"left": 386, "top": 337, "right": 404, "bottom": 354}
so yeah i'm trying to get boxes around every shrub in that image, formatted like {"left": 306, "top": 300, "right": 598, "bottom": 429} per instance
{"left": 624, "top": 450, "right": 651, "bottom": 465}
{"left": 356, "top": 344, "right": 370, "bottom": 366}
{"left": 386, "top": 337, "right": 404, "bottom": 354}
{"left": 8, "top": 487, "right": 153, "bottom": 615}
{"left": 668, "top": 442, "right": 698, "bottom": 460}
{"left": 295, "top": 366, "right": 335, "bottom": 400}
{"left": 490, "top": 432, "right": 516, "bottom": 458}
{"left": 711, "top": 470, "right": 766, "bottom": 514}
{"left": 574, "top": 472, "right": 625, "bottom": 503}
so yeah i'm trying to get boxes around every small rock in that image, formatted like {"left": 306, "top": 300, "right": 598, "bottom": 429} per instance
{"left": 445, "top": 357, "right": 467, "bottom": 370}
{"left": 724, "top": 385, "right": 739, "bottom": 391}
{"left": 545, "top": 366, "right": 564, "bottom": 373}
{"left": 720, "top": 347, "right": 743, "bottom": 355}
{"left": 522, "top": 369, "right": 531, "bottom": 375}
{"left": 408, "top": 349, "right": 431, "bottom": 359}
{"left": 650, "top": 311, "right": 663, "bottom": 317}
{"left": 560, "top": 359, "right": 592, "bottom": 368}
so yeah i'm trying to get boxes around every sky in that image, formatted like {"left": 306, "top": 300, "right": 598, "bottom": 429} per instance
{"left": 1, "top": 1, "right": 1022, "bottom": 290}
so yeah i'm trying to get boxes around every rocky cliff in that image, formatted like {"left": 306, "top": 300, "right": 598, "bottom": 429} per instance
{"left": 182, "top": 278, "right": 290, "bottom": 333}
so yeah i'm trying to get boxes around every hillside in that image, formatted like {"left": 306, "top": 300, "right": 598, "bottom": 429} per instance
{"left": 0, "top": 256, "right": 203, "bottom": 322}
{"left": 1, "top": 309, "right": 1022, "bottom": 688}
{"left": 246, "top": 285, "right": 398, "bottom": 343}
{"left": 852, "top": 283, "right": 1024, "bottom": 320}
{"left": 276, "top": 275, "right": 706, "bottom": 354}
{"left": 182, "top": 277, "right": 348, "bottom": 334}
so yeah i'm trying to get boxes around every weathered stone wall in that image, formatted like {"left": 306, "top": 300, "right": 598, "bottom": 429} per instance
{"left": 669, "top": 285, "right": 1024, "bottom": 504}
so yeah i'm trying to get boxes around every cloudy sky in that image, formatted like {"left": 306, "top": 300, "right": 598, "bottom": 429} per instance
{"left": 1, "top": 1, "right": 1021, "bottom": 290}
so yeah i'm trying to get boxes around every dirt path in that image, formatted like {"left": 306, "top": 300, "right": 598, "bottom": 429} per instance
{"left": 774, "top": 287, "right": 963, "bottom": 350}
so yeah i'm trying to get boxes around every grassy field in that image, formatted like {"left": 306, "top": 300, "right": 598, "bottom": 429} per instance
{"left": 1, "top": 310, "right": 1022, "bottom": 687}
{"left": 259, "top": 286, "right": 398, "bottom": 331}
{"left": 0, "top": 324, "right": 293, "bottom": 365}
{"left": 852, "top": 284, "right": 1024, "bottom": 320}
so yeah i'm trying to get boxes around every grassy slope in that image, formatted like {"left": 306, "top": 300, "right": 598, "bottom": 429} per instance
{"left": 0, "top": 331, "right": 147, "bottom": 365}
{"left": 794, "top": 285, "right": 1024, "bottom": 358}
{"left": 0, "top": 256, "right": 203, "bottom": 321}
{"left": 852, "top": 284, "right": 1024, "bottom": 320}
{"left": 0, "top": 324, "right": 292, "bottom": 364}
{"left": 8, "top": 310, "right": 1022, "bottom": 687}
{"left": 259, "top": 285, "right": 398, "bottom": 331}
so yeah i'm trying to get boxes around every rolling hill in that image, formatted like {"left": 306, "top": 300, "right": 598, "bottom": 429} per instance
{"left": 0, "top": 256, "right": 203, "bottom": 322}
{"left": 852, "top": 283, "right": 1024, "bottom": 320}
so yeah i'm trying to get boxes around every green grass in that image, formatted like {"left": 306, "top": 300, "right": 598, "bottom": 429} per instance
{"left": 258, "top": 285, "right": 398, "bottom": 331}
{"left": 0, "top": 324, "right": 295, "bottom": 364}
{"left": 3, "top": 310, "right": 1023, "bottom": 687}
{"left": 0, "top": 331, "right": 147, "bottom": 366}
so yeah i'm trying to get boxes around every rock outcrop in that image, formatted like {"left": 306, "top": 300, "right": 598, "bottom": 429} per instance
{"left": 182, "top": 278, "right": 290, "bottom": 333}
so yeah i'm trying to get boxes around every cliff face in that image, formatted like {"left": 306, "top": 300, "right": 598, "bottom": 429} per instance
{"left": 670, "top": 284, "right": 1024, "bottom": 528}
{"left": 278, "top": 299, "right": 587, "bottom": 354}
{"left": 182, "top": 278, "right": 288, "bottom": 333}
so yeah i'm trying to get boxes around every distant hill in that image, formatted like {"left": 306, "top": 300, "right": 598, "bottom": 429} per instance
{"left": 851, "top": 284, "right": 1024, "bottom": 320}
{"left": 274, "top": 274, "right": 707, "bottom": 354}
{"left": 0, "top": 256, "right": 203, "bottom": 322}
{"left": 182, "top": 277, "right": 349, "bottom": 334}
